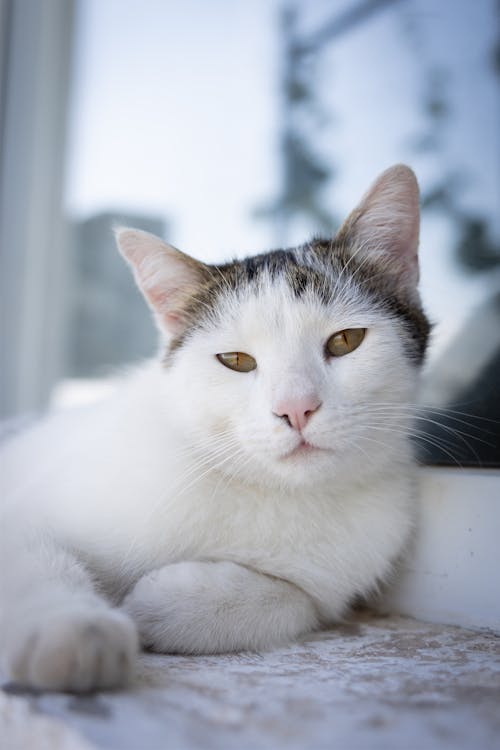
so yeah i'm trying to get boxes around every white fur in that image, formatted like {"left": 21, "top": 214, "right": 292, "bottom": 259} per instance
{"left": 0, "top": 166, "right": 422, "bottom": 691}
{"left": 0, "top": 279, "right": 417, "bottom": 686}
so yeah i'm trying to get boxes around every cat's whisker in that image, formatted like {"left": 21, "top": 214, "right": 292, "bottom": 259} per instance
{"left": 360, "top": 412, "right": 494, "bottom": 457}
{"left": 356, "top": 405, "right": 488, "bottom": 435}
{"left": 171, "top": 425, "right": 236, "bottom": 449}
{"left": 122, "top": 439, "right": 245, "bottom": 560}
{"left": 209, "top": 450, "right": 255, "bottom": 501}
{"left": 353, "top": 434, "right": 414, "bottom": 463}
{"left": 174, "top": 431, "right": 238, "bottom": 458}
{"left": 172, "top": 436, "right": 244, "bottom": 487}
{"left": 361, "top": 401, "right": 498, "bottom": 427}
{"left": 353, "top": 404, "right": 495, "bottom": 460}
{"left": 347, "top": 407, "right": 496, "bottom": 459}
{"left": 361, "top": 423, "right": 465, "bottom": 467}
{"left": 170, "top": 441, "right": 242, "bottom": 490}
{"left": 174, "top": 447, "right": 247, "bottom": 501}
{"left": 342, "top": 435, "right": 387, "bottom": 466}
{"left": 322, "top": 415, "right": 462, "bottom": 456}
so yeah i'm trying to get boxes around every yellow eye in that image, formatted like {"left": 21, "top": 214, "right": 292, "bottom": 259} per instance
{"left": 326, "top": 328, "right": 366, "bottom": 357}
{"left": 216, "top": 352, "right": 257, "bottom": 372}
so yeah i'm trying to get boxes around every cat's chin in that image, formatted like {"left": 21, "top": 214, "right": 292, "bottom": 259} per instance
{"left": 251, "top": 442, "right": 340, "bottom": 490}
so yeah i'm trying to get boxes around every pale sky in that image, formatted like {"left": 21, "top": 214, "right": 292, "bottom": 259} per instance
{"left": 64, "top": 0, "right": 499, "bottom": 351}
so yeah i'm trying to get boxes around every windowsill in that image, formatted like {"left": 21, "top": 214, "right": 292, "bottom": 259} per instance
{"left": 385, "top": 465, "right": 500, "bottom": 633}
{"left": 3, "top": 613, "right": 498, "bottom": 749}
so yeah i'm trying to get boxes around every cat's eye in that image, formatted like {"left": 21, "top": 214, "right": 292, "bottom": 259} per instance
{"left": 216, "top": 352, "right": 257, "bottom": 372}
{"left": 326, "top": 328, "right": 366, "bottom": 357}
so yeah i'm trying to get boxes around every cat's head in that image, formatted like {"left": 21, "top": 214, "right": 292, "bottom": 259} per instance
{"left": 117, "top": 165, "right": 430, "bottom": 490}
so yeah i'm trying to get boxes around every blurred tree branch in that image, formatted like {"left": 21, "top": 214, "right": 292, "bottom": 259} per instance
{"left": 403, "top": 2, "right": 500, "bottom": 274}
{"left": 256, "top": 0, "right": 406, "bottom": 244}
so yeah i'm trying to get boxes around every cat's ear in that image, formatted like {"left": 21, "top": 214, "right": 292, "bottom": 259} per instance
{"left": 336, "top": 164, "right": 420, "bottom": 297}
{"left": 116, "top": 228, "right": 208, "bottom": 335}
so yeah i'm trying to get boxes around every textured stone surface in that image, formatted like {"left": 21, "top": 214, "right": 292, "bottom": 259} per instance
{"left": 2, "top": 614, "right": 500, "bottom": 750}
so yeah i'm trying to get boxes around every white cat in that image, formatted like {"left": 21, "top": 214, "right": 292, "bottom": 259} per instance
{"left": 0, "top": 165, "right": 429, "bottom": 692}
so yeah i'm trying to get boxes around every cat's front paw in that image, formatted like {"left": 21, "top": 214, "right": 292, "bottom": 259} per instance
{"left": 6, "top": 608, "right": 138, "bottom": 692}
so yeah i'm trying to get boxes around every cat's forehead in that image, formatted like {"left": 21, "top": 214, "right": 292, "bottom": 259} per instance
{"left": 212, "top": 243, "right": 377, "bottom": 329}
{"left": 206, "top": 243, "right": 429, "bottom": 361}
{"left": 168, "top": 243, "right": 429, "bottom": 363}
{"left": 214, "top": 242, "right": 336, "bottom": 302}
{"left": 220, "top": 274, "right": 374, "bottom": 339}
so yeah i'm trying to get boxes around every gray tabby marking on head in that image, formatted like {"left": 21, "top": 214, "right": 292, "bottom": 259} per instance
{"left": 170, "top": 238, "right": 429, "bottom": 363}
{"left": 117, "top": 164, "right": 430, "bottom": 364}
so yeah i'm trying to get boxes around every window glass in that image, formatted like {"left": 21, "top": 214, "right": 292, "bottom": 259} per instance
{"left": 56, "top": 0, "right": 500, "bottom": 465}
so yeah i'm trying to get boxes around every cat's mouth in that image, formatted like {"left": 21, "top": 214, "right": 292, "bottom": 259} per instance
{"left": 281, "top": 440, "right": 328, "bottom": 460}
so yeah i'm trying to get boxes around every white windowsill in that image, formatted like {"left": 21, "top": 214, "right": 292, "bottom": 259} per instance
{"left": 385, "top": 466, "right": 500, "bottom": 633}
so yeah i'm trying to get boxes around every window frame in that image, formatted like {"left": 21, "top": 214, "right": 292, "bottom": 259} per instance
{"left": 0, "top": 0, "right": 74, "bottom": 419}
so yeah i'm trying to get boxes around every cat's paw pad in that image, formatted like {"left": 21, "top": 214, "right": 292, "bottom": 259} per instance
{"left": 8, "top": 609, "right": 138, "bottom": 692}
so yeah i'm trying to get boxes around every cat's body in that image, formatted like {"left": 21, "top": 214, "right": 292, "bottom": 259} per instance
{"left": 0, "top": 165, "right": 430, "bottom": 691}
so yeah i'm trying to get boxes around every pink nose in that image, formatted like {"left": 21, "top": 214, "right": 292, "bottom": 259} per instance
{"left": 273, "top": 394, "right": 322, "bottom": 432}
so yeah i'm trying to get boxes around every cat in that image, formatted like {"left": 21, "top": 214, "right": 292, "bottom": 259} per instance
{"left": 0, "top": 164, "right": 430, "bottom": 693}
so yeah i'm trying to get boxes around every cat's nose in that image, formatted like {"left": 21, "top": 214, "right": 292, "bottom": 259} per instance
{"left": 273, "top": 394, "right": 322, "bottom": 432}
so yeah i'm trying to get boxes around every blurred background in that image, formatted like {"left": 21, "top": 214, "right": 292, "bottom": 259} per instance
{"left": 0, "top": 0, "right": 499, "bottom": 465}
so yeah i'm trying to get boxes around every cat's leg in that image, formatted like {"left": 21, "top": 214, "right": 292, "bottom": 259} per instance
{"left": 0, "top": 534, "right": 138, "bottom": 692}
{"left": 122, "top": 560, "right": 319, "bottom": 653}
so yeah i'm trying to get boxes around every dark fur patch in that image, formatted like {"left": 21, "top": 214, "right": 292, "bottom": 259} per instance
{"left": 164, "top": 238, "right": 430, "bottom": 366}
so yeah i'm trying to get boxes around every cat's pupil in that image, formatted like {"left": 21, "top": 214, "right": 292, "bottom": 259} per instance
{"left": 326, "top": 328, "right": 366, "bottom": 357}
{"left": 216, "top": 352, "right": 257, "bottom": 372}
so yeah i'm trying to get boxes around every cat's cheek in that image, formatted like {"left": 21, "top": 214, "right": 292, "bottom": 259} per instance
{"left": 326, "top": 340, "right": 416, "bottom": 405}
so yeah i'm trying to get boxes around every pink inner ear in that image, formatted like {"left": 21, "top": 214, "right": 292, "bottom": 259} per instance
{"left": 117, "top": 229, "right": 208, "bottom": 336}
{"left": 145, "top": 286, "right": 185, "bottom": 334}
{"left": 147, "top": 287, "right": 171, "bottom": 311}
{"left": 163, "top": 311, "right": 183, "bottom": 331}
{"left": 338, "top": 165, "right": 421, "bottom": 294}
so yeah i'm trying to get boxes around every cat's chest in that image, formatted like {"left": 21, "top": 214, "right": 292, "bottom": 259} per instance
{"left": 158, "top": 479, "right": 336, "bottom": 551}
{"left": 144, "top": 475, "right": 413, "bottom": 615}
